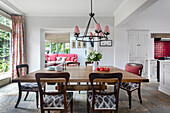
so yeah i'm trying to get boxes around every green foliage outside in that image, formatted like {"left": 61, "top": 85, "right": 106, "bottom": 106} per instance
{"left": 0, "top": 30, "right": 10, "bottom": 73}
{"left": 0, "top": 15, "right": 11, "bottom": 74}
{"left": 45, "top": 42, "right": 70, "bottom": 54}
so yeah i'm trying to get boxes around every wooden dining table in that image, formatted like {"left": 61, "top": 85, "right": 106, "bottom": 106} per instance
{"left": 14, "top": 66, "right": 149, "bottom": 89}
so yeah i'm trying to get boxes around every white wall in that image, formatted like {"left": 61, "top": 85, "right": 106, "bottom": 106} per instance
{"left": 114, "top": 0, "right": 170, "bottom": 69}
{"left": 25, "top": 16, "right": 114, "bottom": 72}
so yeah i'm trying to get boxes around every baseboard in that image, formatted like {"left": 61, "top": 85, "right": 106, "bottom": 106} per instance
{"left": 158, "top": 86, "right": 170, "bottom": 96}
{"left": 0, "top": 77, "right": 11, "bottom": 87}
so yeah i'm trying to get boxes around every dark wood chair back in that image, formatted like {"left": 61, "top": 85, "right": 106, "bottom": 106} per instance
{"left": 126, "top": 63, "right": 143, "bottom": 76}
{"left": 67, "top": 62, "right": 80, "bottom": 66}
{"left": 35, "top": 72, "right": 70, "bottom": 110}
{"left": 16, "top": 64, "right": 29, "bottom": 77}
{"left": 89, "top": 73, "right": 123, "bottom": 111}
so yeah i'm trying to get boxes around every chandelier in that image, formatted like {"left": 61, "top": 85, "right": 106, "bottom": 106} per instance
{"left": 73, "top": 0, "right": 110, "bottom": 44}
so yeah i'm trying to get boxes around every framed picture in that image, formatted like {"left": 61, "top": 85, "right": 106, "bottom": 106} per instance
{"left": 82, "top": 42, "right": 86, "bottom": 48}
{"left": 100, "top": 40, "right": 112, "bottom": 47}
{"left": 77, "top": 41, "right": 81, "bottom": 48}
{"left": 72, "top": 40, "right": 76, "bottom": 48}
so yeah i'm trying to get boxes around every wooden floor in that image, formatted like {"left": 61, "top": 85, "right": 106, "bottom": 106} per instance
{"left": 0, "top": 82, "right": 170, "bottom": 113}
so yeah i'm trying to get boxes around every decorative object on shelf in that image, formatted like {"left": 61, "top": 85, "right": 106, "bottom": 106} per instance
{"left": 77, "top": 41, "right": 81, "bottom": 48}
{"left": 100, "top": 40, "right": 112, "bottom": 47}
{"left": 87, "top": 50, "right": 102, "bottom": 70}
{"left": 72, "top": 40, "right": 76, "bottom": 48}
{"left": 82, "top": 42, "right": 86, "bottom": 48}
{"left": 73, "top": 0, "right": 110, "bottom": 47}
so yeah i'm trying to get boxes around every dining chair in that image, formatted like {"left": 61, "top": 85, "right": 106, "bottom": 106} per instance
{"left": 35, "top": 72, "right": 73, "bottom": 113}
{"left": 15, "top": 64, "right": 40, "bottom": 108}
{"left": 66, "top": 62, "right": 81, "bottom": 93}
{"left": 67, "top": 62, "right": 80, "bottom": 66}
{"left": 120, "top": 63, "right": 143, "bottom": 109}
{"left": 87, "top": 73, "right": 123, "bottom": 113}
{"left": 85, "top": 61, "right": 99, "bottom": 67}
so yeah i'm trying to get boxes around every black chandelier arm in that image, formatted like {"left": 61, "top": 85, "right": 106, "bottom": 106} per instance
{"left": 84, "top": 16, "right": 92, "bottom": 37}
{"left": 92, "top": 17, "right": 97, "bottom": 24}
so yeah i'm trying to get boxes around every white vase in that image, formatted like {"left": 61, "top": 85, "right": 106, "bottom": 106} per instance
{"left": 93, "top": 61, "right": 98, "bottom": 71}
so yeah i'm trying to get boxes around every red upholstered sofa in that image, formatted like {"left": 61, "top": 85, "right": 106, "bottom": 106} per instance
{"left": 45, "top": 54, "right": 77, "bottom": 67}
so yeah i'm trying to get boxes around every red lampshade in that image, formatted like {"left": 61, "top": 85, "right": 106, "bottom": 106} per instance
{"left": 95, "top": 23, "right": 102, "bottom": 33}
{"left": 74, "top": 26, "right": 80, "bottom": 33}
{"left": 89, "top": 32, "right": 93, "bottom": 36}
{"left": 104, "top": 26, "right": 110, "bottom": 35}
{"left": 99, "top": 32, "right": 103, "bottom": 36}
{"left": 89, "top": 32, "right": 93, "bottom": 39}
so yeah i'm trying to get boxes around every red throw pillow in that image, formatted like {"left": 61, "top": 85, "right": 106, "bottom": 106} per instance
{"left": 66, "top": 57, "right": 71, "bottom": 61}
{"left": 70, "top": 57, "right": 75, "bottom": 61}
{"left": 125, "top": 65, "right": 141, "bottom": 75}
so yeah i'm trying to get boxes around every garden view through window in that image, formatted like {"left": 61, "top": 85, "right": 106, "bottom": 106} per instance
{"left": 45, "top": 42, "right": 70, "bottom": 54}
{"left": 0, "top": 15, "right": 12, "bottom": 77}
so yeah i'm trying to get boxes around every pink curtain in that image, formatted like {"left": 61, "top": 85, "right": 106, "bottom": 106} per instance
{"left": 11, "top": 16, "right": 25, "bottom": 79}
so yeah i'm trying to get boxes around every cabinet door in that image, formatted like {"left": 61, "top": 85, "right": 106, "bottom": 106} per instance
{"left": 150, "top": 60, "right": 157, "bottom": 80}
{"left": 129, "top": 31, "right": 138, "bottom": 57}
{"left": 138, "top": 31, "right": 147, "bottom": 57}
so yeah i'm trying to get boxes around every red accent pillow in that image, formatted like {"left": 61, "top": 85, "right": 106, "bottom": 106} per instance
{"left": 125, "top": 65, "right": 141, "bottom": 75}
{"left": 70, "top": 57, "right": 75, "bottom": 61}
{"left": 66, "top": 57, "right": 71, "bottom": 61}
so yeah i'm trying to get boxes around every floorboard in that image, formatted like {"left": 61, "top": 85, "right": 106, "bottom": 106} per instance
{"left": 0, "top": 82, "right": 169, "bottom": 113}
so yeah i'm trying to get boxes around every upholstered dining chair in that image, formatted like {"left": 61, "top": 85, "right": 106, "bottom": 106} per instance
{"left": 120, "top": 63, "right": 143, "bottom": 109}
{"left": 87, "top": 73, "right": 123, "bottom": 113}
{"left": 15, "top": 64, "right": 40, "bottom": 108}
{"left": 35, "top": 72, "right": 73, "bottom": 113}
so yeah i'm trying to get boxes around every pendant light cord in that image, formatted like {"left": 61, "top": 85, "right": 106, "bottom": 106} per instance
{"left": 91, "top": 0, "right": 93, "bottom": 13}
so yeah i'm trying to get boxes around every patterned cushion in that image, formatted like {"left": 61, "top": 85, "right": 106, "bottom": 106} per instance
{"left": 120, "top": 82, "right": 139, "bottom": 91}
{"left": 21, "top": 83, "right": 39, "bottom": 90}
{"left": 43, "top": 92, "right": 73, "bottom": 109}
{"left": 87, "top": 91, "right": 116, "bottom": 110}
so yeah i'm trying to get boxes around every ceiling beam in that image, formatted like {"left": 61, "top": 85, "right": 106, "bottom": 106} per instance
{"left": 114, "top": 0, "right": 158, "bottom": 27}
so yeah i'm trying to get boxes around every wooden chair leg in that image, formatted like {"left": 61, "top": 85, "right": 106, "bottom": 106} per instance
{"left": 24, "top": 91, "right": 29, "bottom": 101}
{"left": 114, "top": 110, "right": 118, "bottom": 113}
{"left": 70, "top": 99, "right": 73, "bottom": 113}
{"left": 15, "top": 90, "right": 22, "bottom": 108}
{"left": 41, "top": 110, "right": 44, "bottom": 113}
{"left": 78, "top": 82, "right": 80, "bottom": 94}
{"left": 87, "top": 99, "right": 90, "bottom": 113}
{"left": 127, "top": 91, "right": 132, "bottom": 109}
{"left": 138, "top": 88, "right": 142, "bottom": 104}
{"left": 36, "top": 91, "right": 39, "bottom": 108}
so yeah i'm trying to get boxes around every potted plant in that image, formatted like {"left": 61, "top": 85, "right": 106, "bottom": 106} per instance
{"left": 87, "top": 50, "right": 102, "bottom": 70}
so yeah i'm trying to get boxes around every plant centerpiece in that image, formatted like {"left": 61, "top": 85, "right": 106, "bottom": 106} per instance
{"left": 87, "top": 50, "right": 102, "bottom": 70}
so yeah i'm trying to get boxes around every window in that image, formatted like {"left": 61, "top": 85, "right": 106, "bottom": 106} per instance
{"left": 45, "top": 42, "right": 70, "bottom": 54}
{"left": 0, "top": 15, "right": 12, "bottom": 76}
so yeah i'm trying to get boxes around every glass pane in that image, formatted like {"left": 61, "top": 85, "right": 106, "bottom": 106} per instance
{"left": 0, "top": 15, "right": 12, "bottom": 28}
{"left": 45, "top": 42, "right": 50, "bottom": 54}
{"left": 65, "top": 43, "right": 70, "bottom": 54}
{"left": 0, "top": 29, "right": 10, "bottom": 76}
{"left": 58, "top": 43, "right": 63, "bottom": 53}
{"left": 52, "top": 42, "right": 56, "bottom": 53}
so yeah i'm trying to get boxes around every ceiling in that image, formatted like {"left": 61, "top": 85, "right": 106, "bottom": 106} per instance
{"left": 6, "top": 0, "right": 123, "bottom": 16}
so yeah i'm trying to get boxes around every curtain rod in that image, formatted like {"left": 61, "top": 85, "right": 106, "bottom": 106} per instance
{"left": 0, "top": 8, "right": 12, "bottom": 16}
{"left": 0, "top": 8, "right": 22, "bottom": 16}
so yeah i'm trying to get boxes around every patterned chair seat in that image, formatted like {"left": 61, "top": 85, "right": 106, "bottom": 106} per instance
{"left": 87, "top": 91, "right": 116, "bottom": 110}
{"left": 43, "top": 92, "right": 73, "bottom": 109}
{"left": 120, "top": 82, "right": 139, "bottom": 91}
{"left": 21, "top": 83, "right": 39, "bottom": 91}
